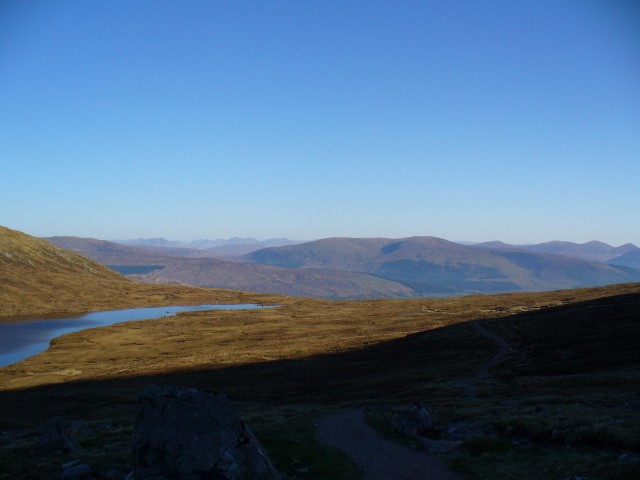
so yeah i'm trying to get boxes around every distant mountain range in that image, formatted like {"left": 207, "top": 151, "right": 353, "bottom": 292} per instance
{"left": 44, "top": 234, "right": 640, "bottom": 299}
{"left": 244, "top": 237, "right": 640, "bottom": 294}
{"left": 608, "top": 249, "right": 640, "bottom": 270}
{"left": 114, "top": 237, "right": 303, "bottom": 256}
{"left": 45, "top": 236, "right": 414, "bottom": 299}
{"left": 473, "top": 240, "right": 638, "bottom": 265}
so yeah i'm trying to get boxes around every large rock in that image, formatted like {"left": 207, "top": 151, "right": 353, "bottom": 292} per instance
{"left": 132, "top": 385, "right": 280, "bottom": 480}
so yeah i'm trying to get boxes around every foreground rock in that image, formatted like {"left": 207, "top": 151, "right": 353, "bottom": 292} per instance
{"left": 132, "top": 384, "right": 280, "bottom": 480}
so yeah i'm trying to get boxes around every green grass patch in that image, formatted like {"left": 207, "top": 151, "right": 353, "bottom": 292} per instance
{"left": 363, "top": 410, "right": 421, "bottom": 448}
{"left": 0, "top": 421, "right": 132, "bottom": 480}
{"left": 244, "top": 405, "right": 362, "bottom": 480}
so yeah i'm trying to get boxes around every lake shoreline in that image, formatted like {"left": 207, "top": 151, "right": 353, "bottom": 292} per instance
{"left": 0, "top": 303, "right": 273, "bottom": 367}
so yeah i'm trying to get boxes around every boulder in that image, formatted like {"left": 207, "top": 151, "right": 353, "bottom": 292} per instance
{"left": 132, "top": 384, "right": 281, "bottom": 480}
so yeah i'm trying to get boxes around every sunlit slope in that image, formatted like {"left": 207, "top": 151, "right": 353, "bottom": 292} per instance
{"left": 0, "top": 226, "right": 132, "bottom": 316}
{"left": 0, "top": 227, "right": 125, "bottom": 279}
{"left": 0, "top": 226, "right": 271, "bottom": 317}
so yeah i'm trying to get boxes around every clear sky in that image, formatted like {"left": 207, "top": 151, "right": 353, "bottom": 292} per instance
{"left": 1, "top": 1, "right": 639, "bottom": 245}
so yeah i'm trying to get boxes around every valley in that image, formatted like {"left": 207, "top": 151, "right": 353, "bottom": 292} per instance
{"left": 1, "top": 225, "right": 639, "bottom": 479}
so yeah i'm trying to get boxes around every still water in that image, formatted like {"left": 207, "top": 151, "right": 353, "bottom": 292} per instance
{"left": 0, "top": 304, "right": 267, "bottom": 367}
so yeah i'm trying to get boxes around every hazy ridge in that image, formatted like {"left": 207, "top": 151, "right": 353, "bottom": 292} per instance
{"left": 474, "top": 239, "right": 639, "bottom": 264}
{"left": 44, "top": 236, "right": 416, "bottom": 299}
{"left": 244, "top": 236, "right": 640, "bottom": 295}
{"left": 44, "top": 233, "right": 640, "bottom": 298}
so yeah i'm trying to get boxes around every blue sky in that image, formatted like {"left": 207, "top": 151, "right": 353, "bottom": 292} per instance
{"left": 1, "top": 1, "right": 639, "bottom": 245}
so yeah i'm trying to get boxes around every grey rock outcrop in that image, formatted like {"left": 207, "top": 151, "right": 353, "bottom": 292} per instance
{"left": 131, "top": 384, "right": 280, "bottom": 480}
{"left": 391, "top": 402, "right": 438, "bottom": 437}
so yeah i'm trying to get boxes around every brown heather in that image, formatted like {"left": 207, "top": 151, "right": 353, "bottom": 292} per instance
{"left": 1, "top": 225, "right": 639, "bottom": 480}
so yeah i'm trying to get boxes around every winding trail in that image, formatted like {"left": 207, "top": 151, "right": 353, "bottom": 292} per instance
{"left": 314, "top": 321, "right": 512, "bottom": 478}
{"left": 458, "top": 322, "right": 510, "bottom": 399}
{"left": 315, "top": 408, "right": 462, "bottom": 480}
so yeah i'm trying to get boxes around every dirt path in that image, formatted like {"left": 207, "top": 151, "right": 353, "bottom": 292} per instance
{"left": 315, "top": 408, "right": 462, "bottom": 480}
{"left": 458, "top": 322, "right": 510, "bottom": 399}
{"left": 314, "top": 321, "right": 511, "bottom": 478}
{"left": 471, "top": 323, "right": 510, "bottom": 379}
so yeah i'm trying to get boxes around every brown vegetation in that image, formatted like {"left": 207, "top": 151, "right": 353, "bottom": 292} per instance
{"left": 2, "top": 225, "right": 640, "bottom": 479}
{"left": 0, "top": 226, "right": 278, "bottom": 317}
{"left": 1, "top": 282, "right": 638, "bottom": 423}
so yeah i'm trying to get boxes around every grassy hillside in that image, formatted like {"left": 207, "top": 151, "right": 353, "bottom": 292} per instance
{"left": 1, "top": 225, "right": 640, "bottom": 479}
{"left": 0, "top": 226, "right": 129, "bottom": 317}
{"left": 0, "top": 226, "right": 279, "bottom": 317}
{"left": 2, "top": 282, "right": 638, "bottom": 414}
{"left": 1, "top": 283, "right": 639, "bottom": 479}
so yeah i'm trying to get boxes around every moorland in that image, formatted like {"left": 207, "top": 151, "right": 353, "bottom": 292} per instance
{"left": 1, "top": 225, "right": 639, "bottom": 479}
